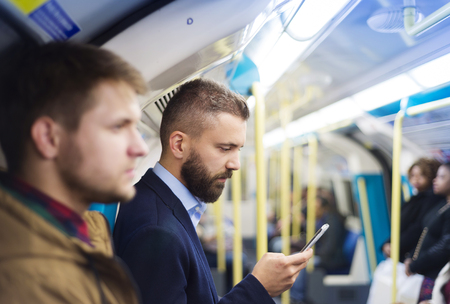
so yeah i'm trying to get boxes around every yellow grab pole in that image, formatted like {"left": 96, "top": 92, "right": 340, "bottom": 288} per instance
{"left": 306, "top": 136, "right": 318, "bottom": 272}
{"left": 232, "top": 169, "right": 243, "bottom": 285}
{"left": 280, "top": 139, "right": 291, "bottom": 304}
{"left": 357, "top": 177, "right": 377, "bottom": 275}
{"left": 269, "top": 151, "right": 278, "bottom": 216}
{"left": 391, "top": 111, "right": 405, "bottom": 303}
{"left": 292, "top": 146, "right": 303, "bottom": 241}
{"left": 214, "top": 195, "right": 226, "bottom": 273}
{"left": 252, "top": 82, "right": 268, "bottom": 260}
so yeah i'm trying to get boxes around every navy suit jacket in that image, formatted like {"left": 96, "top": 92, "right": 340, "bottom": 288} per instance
{"left": 113, "top": 168, "right": 274, "bottom": 304}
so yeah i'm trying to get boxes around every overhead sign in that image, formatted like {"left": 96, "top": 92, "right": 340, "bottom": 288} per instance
{"left": 8, "top": 0, "right": 80, "bottom": 40}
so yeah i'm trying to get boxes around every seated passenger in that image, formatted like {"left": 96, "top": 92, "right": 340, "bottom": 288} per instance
{"left": 404, "top": 162, "right": 450, "bottom": 302}
{"left": 0, "top": 43, "right": 148, "bottom": 303}
{"left": 382, "top": 157, "right": 442, "bottom": 262}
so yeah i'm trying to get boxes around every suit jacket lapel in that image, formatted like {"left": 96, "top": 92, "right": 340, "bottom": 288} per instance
{"left": 141, "top": 169, "right": 219, "bottom": 303}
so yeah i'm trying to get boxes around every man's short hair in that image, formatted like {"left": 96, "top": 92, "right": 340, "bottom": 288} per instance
{"left": 159, "top": 78, "right": 249, "bottom": 153}
{"left": 0, "top": 42, "right": 147, "bottom": 173}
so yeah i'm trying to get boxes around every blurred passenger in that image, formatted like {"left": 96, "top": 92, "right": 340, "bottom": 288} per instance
{"left": 404, "top": 162, "right": 450, "bottom": 302}
{"left": 382, "top": 158, "right": 442, "bottom": 262}
{"left": 113, "top": 78, "right": 313, "bottom": 304}
{"left": 290, "top": 195, "right": 349, "bottom": 304}
{"left": 197, "top": 212, "right": 249, "bottom": 293}
{"left": 0, "top": 43, "right": 148, "bottom": 303}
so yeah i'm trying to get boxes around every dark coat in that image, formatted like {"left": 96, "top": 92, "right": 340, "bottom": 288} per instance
{"left": 383, "top": 189, "right": 444, "bottom": 262}
{"left": 113, "top": 169, "right": 274, "bottom": 304}
{"left": 409, "top": 199, "right": 450, "bottom": 280}
{"left": 315, "top": 212, "right": 349, "bottom": 271}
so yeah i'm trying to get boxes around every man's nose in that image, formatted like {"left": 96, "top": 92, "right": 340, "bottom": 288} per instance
{"left": 226, "top": 151, "right": 240, "bottom": 171}
{"left": 129, "top": 129, "right": 149, "bottom": 157}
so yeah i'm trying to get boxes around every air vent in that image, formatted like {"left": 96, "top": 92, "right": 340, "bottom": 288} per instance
{"left": 155, "top": 87, "right": 179, "bottom": 113}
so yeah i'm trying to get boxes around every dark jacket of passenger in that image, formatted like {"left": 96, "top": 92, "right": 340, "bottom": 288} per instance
{"left": 315, "top": 212, "right": 349, "bottom": 271}
{"left": 383, "top": 189, "right": 443, "bottom": 262}
{"left": 409, "top": 200, "right": 450, "bottom": 280}
{"left": 113, "top": 169, "right": 275, "bottom": 304}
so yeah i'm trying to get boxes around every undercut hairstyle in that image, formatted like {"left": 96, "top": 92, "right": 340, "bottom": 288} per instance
{"left": 408, "top": 157, "right": 442, "bottom": 184}
{"left": 159, "top": 78, "right": 250, "bottom": 153}
{"left": 0, "top": 42, "right": 147, "bottom": 173}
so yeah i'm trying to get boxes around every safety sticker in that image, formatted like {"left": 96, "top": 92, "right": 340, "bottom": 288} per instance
{"left": 8, "top": 0, "right": 80, "bottom": 40}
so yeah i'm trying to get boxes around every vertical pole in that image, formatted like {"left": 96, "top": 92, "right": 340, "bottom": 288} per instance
{"left": 292, "top": 146, "right": 303, "bottom": 241}
{"left": 252, "top": 82, "right": 268, "bottom": 260}
{"left": 280, "top": 139, "right": 291, "bottom": 304}
{"left": 269, "top": 152, "right": 278, "bottom": 217}
{"left": 232, "top": 169, "right": 243, "bottom": 285}
{"left": 306, "top": 136, "right": 318, "bottom": 272}
{"left": 391, "top": 111, "right": 405, "bottom": 302}
{"left": 214, "top": 195, "right": 226, "bottom": 273}
{"left": 357, "top": 178, "right": 377, "bottom": 275}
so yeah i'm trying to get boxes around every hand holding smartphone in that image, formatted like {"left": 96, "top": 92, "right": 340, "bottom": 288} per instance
{"left": 300, "top": 223, "right": 329, "bottom": 252}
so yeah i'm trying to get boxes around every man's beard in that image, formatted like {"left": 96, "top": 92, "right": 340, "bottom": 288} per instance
{"left": 181, "top": 149, "right": 232, "bottom": 203}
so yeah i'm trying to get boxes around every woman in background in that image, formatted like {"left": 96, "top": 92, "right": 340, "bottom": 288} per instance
{"left": 406, "top": 162, "right": 450, "bottom": 302}
{"left": 382, "top": 158, "right": 442, "bottom": 262}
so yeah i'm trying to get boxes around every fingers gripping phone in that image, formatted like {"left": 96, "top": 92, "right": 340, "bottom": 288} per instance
{"left": 300, "top": 223, "right": 329, "bottom": 252}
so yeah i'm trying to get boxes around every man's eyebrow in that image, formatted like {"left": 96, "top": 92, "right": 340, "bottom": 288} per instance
{"left": 217, "top": 143, "right": 244, "bottom": 148}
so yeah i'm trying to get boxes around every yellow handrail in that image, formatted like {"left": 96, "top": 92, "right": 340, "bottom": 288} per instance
{"left": 391, "top": 110, "right": 405, "bottom": 303}
{"left": 306, "top": 135, "right": 318, "bottom": 272}
{"left": 269, "top": 151, "right": 278, "bottom": 217}
{"left": 232, "top": 169, "right": 243, "bottom": 285}
{"left": 280, "top": 139, "right": 291, "bottom": 304}
{"left": 214, "top": 195, "right": 226, "bottom": 273}
{"left": 252, "top": 82, "right": 268, "bottom": 260}
{"left": 292, "top": 146, "right": 303, "bottom": 241}
{"left": 406, "top": 96, "right": 450, "bottom": 116}
{"left": 357, "top": 177, "right": 377, "bottom": 275}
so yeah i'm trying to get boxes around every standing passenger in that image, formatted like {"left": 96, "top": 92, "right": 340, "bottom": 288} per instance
{"left": 113, "top": 78, "right": 313, "bottom": 304}
{"left": 0, "top": 43, "right": 149, "bottom": 303}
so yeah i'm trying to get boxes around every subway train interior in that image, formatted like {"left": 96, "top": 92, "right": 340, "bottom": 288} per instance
{"left": 2, "top": 0, "right": 450, "bottom": 303}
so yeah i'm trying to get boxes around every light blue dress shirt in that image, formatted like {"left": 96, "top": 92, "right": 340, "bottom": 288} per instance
{"left": 153, "top": 162, "right": 207, "bottom": 228}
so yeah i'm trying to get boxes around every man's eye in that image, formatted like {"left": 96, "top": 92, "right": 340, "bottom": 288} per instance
{"left": 221, "top": 147, "right": 231, "bottom": 152}
{"left": 113, "top": 124, "right": 125, "bottom": 130}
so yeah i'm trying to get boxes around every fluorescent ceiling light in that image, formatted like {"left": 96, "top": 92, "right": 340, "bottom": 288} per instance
{"left": 259, "top": 32, "right": 312, "bottom": 86}
{"left": 288, "top": 0, "right": 351, "bottom": 40}
{"left": 286, "top": 112, "right": 325, "bottom": 139}
{"left": 408, "top": 52, "right": 450, "bottom": 89}
{"left": 319, "top": 98, "right": 363, "bottom": 124}
{"left": 263, "top": 127, "right": 286, "bottom": 148}
{"left": 353, "top": 74, "right": 422, "bottom": 111}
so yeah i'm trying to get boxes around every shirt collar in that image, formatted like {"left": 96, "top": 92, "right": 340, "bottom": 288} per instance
{"left": 153, "top": 162, "right": 207, "bottom": 227}
{"left": 0, "top": 172, "right": 91, "bottom": 246}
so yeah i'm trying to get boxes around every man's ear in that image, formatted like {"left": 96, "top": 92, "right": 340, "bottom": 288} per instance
{"left": 169, "top": 131, "right": 190, "bottom": 160}
{"left": 30, "top": 117, "right": 61, "bottom": 159}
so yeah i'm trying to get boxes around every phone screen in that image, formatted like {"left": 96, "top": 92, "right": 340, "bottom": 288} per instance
{"left": 300, "top": 223, "right": 329, "bottom": 252}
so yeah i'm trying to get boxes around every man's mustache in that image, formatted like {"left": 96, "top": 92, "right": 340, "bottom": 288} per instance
{"left": 215, "top": 170, "right": 233, "bottom": 180}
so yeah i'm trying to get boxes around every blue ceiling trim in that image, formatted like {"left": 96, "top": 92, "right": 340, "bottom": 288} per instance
{"left": 368, "top": 80, "right": 450, "bottom": 118}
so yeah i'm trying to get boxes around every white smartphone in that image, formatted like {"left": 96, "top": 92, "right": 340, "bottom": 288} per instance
{"left": 300, "top": 223, "right": 329, "bottom": 252}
